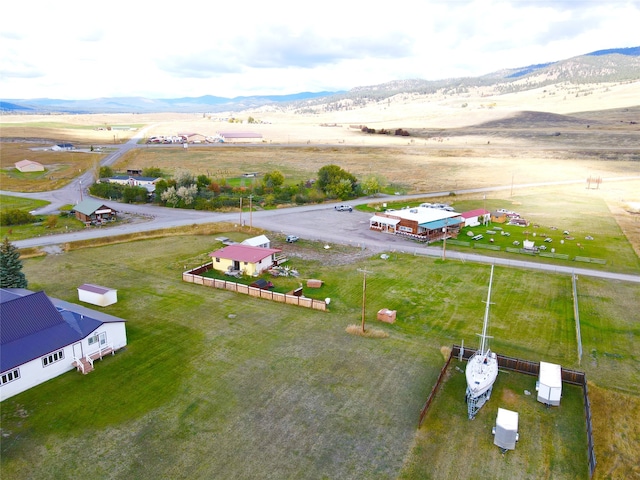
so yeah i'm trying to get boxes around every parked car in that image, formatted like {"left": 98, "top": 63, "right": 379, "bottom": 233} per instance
{"left": 334, "top": 205, "right": 353, "bottom": 212}
{"left": 286, "top": 235, "right": 299, "bottom": 243}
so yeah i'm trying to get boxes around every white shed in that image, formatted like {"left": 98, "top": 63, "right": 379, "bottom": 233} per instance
{"left": 241, "top": 234, "right": 271, "bottom": 249}
{"left": 537, "top": 361, "right": 562, "bottom": 406}
{"left": 493, "top": 408, "right": 519, "bottom": 451}
{"left": 78, "top": 284, "right": 117, "bottom": 307}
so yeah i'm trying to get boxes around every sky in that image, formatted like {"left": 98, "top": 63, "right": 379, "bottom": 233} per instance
{"left": 1, "top": 0, "right": 639, "bottom": 100}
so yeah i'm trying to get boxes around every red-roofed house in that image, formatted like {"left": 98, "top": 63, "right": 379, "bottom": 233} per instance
{"left": 460, "top": 209, "right": 490, "bottom": 227}
{"left": 208, "top": 244, "right": 281, "bottom": 276}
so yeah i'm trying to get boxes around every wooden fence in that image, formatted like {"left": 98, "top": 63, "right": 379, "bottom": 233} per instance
{"left": 419, "top": 345, "right": 596, "bottom": 477}
{"left": 182, "top": 264, "right": 327, "bottom": 312}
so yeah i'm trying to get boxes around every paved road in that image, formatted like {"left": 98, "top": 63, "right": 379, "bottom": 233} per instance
{"left": 3, "top": 139, "right": 639, "bottom": 284}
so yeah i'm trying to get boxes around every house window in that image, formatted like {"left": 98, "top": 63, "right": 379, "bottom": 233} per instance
{"left": 1, "top": 369, "right": 20, "bottom": 385}
{"left": 215, "top": 257, "right": 220, "bottom": 262}
{"left": 398, "top": 226, "right": 413, "bottom": 233}
{"left": 42, "top": 350, "right": 65, "bottom": 367}
{"left": 88, "top": 332, "right": 107, "bottom": 346}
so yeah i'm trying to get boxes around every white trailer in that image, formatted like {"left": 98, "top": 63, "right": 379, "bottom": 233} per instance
{"left": 537, "top": 361, "right": 562, "bottom": 406}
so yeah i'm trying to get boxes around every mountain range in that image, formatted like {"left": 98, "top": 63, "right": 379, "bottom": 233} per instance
{"left": 1, "top": 46, "right": 638, "bottom": 115}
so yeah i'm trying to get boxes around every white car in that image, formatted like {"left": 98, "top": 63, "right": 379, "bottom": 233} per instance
{"left": 334, "top": 205, "right": 353, "bottom": 212}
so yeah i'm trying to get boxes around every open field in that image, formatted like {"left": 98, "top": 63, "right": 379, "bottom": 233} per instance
{"left": 1, "top": 232, "right": 639, "bottom": 479}
{"left": 0, "top": 142, "right": 104, "bottom": 191}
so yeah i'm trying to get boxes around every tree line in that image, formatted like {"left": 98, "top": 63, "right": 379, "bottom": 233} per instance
{"left": 90, "top": 165, "right": 384, "bottom": 210}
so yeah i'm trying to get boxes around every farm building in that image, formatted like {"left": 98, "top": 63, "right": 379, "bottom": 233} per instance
{"left": 209, "top": 244, "right": 282, "bottom": 276}
{"left": 51, "top": 143, "right": 74, "bottom": 151}
{"left": 15, "top": 159, "right": 44, "bottom": 172}
{"left": 72, "top": 199, "right": 117, "bottom": 225}
{"left": 493, "top": 408, "right": 519, "bottom": 451}
{"left": 78, "top": 284, "right": 117, "bottom": 307}
{"left": 460, "top": 209, "right": 490, "bottom": 227}
{"left": 0, "top": 288, "right": 127, "bottom": 401}
{"left": 490, "top": 211, "right": 508, "bottom": 223}
{"left": 537, "top": 361, "right": 562, "bottom": 406}
{"left": 217, "top": 132, "right": 263, "bottom": 142}
{"left": 241, "top": 235, "right": 271, "bottom": 249}
{"left": 177, "top": 133, "right": 208, "bottom": 143}
{"left": 370, "top": 207, "right": 463, "bottom": 242}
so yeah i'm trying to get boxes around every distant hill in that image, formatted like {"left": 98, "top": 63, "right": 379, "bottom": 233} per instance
{"left": 292, "top": 47, "right": 640, "bottom": 114}
{"left": 1, "top": 47, "right": 638, "bottom": 115}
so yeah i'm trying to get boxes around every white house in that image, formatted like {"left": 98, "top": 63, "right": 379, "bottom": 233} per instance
{"left": 105, "top": 175, "right": 161, "bottom": 188}
{"left": 78, "top": 284, "right": 118, "bottom": 307}
{"left": 537, "top": 361, "right": 562, "bottom": 406}
{"left": 460, "top": 209, "right": 490, "bottom": 228}
{"left": 0, "top": 288, "right": 127, "bottom": 401}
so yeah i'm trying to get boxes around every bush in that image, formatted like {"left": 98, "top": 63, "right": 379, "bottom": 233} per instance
{"left": 0, "top": 209, "right": 36, "bottom": 226}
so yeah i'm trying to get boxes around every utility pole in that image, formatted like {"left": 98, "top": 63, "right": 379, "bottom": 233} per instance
{"left": 357, "top": 268, "right": 374, "bottom": 333}
{"left": 239, "top": 197, "right": 243, "bottom": 227}
{"left": 442, "top": 221, "right": 448, "bottom": 261}
{"left": 249, "top": 194, "right": 253, "bottom": 231}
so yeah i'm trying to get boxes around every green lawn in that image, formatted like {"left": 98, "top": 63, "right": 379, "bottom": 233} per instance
{"left": 2, "top": 233, "right": 637, "bottom": 479}
{"left": 0, "top": 194, "right": 49, "bottom": 212}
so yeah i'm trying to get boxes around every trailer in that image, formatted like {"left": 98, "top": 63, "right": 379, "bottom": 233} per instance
{"left": 537, "top": 361, "right": 562, "bottom": 406}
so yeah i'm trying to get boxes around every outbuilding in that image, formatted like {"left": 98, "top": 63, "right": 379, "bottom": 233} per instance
{"left": 537, "top": 361, "right": 562, "bottom": 406}
{"left": 460, "top": 208, "right": 490, "bottom": 227}
{"left": 78, "top": 284, "right": 118, "bottom": 307}
{"left": 493, "top": 408, "right": 519, "bottom": 451}
{"left": 15, "top": 159, "right": 45, "bottom": 172}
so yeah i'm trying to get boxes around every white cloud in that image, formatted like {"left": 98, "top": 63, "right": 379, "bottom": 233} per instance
{"left": 1, "top": 0, "right": 638, "bottom": 99}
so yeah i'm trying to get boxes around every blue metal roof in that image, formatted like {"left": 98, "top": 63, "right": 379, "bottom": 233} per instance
{"left": 420, "top": 217, "right": 464, "bottom": 230}
{"left": 0, "top": 289, "right": 122, "bottom": 372}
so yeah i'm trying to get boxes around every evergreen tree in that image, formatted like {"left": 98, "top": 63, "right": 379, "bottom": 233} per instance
{"left": 0, "top": 237, "right": 28, "bottom": 288}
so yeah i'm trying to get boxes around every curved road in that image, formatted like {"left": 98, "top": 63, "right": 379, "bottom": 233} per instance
{"left": 3, "top": 138, "right": 639, "bottom": 284}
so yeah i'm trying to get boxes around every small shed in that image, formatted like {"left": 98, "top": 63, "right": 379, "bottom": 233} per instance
{"left": 493, "top": 408, "right": 519, "bottom": 451}
{"left": 78, "top": 284, "right": 118, "bottom": 307}
{"left": 537, "top": 361, "right": 562, "bottom": 406}
{"left": 241, "top": 235, "right": 271, "bottom": 249}
{"left": 377, "top": 308, "right": 396, "bottom": 324}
